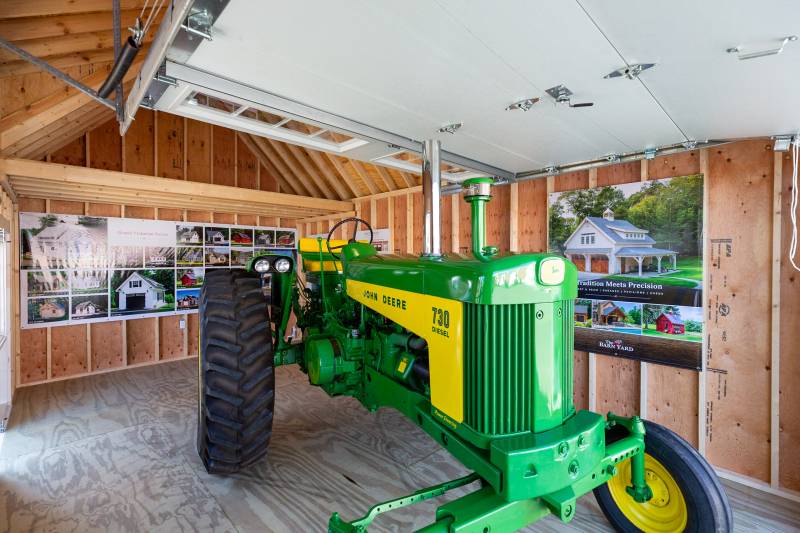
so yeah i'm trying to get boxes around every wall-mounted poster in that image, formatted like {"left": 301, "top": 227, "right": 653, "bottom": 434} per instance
{"left": 548, "top": 174, "right": 703, "bottom": 370}
{"left": 20, "top": 212, "right": 297, "bottom": 329}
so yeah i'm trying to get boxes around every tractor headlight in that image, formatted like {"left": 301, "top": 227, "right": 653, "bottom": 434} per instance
{"left": 253, "top": 258, "right": 271, "bottom": 273}
{"left": 539, "top": 258, "right": 565, "bottom": 285}
{"left": 274, "top": 258, "right": 292, "bottom": 273}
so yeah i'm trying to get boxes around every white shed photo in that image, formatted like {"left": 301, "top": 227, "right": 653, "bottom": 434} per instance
{"left": 115, "top": 272, "right": 166, "bottom": 311}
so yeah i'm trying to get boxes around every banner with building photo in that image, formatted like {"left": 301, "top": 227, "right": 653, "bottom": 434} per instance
{"left": 20, "top": 212, "right": 296, "bottom": 329}
{"left": 548, "top": 174, "right": 704, "bottom": 370}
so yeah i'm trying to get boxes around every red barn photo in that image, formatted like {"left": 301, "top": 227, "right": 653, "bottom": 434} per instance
{"left": 656, "top": 312, "right": 685, "bottom": 335}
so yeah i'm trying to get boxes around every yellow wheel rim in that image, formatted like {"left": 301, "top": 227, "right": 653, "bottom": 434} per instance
{"left": 607, "top": 453, "right": 688, "bottom": 533}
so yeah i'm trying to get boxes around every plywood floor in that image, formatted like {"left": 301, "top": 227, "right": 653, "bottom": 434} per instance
{"left": 0, "top": 359, "right": 798, "bottom": 532}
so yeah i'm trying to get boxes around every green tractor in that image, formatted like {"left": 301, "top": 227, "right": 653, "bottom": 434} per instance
{"left": 197, "top": 141, "right": 731, "bottom": 532}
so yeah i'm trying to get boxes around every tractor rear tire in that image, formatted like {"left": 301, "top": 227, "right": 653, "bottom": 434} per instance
{"left": 594, "top": 420, "right": 732, "bottom": 533}
{"left": 197, "top": 269, "right": 274, "bottom": 474}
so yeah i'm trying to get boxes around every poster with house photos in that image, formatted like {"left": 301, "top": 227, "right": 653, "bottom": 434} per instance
{"left": 19, "top": 212, "right": 296, "bottom": 329}
{"left": 548, "top": 174, "right": 703, "bottom": 370}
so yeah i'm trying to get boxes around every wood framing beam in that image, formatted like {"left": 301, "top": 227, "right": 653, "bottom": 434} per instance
{"left": 236, "top": 133, "right": 300, "bottom": 196}
{"left": 0, "top": 159, "right": 352, "bottom": 214}
{"left": 265, "top": 139, "right": 324, "bottom": 197}
{"left": 284, "top": 143, "right": 337, "bottom": 199}
{"left": 0, "top": 48, "right": 117, "bottom": 78}
{"left": 0, "top": 1, "right": 148, "bottom": 19}
{"left": 18, "top": 103, "right": 112, "bottom": 160}
{"left": 303, "top": 148, "right": 350, "bottom": 200}
{"left": 0, "top": 10, "right": 144, "bottom": 42}
{"left": 354, "top": 185, "right": 422, "bottom": 201}
{"left": 297, "top": 211, "right": 356, "bottom": 224}
{"left": 399, "top": 171, "right": 417, "bottom": 188}
{"left": 373, "top": 164, "right": 398, "bottom": 191}
{"left": 0, "top": 30, "right": 124, "bottom": 64}
{"left": 252, "top": 136, "right": 310, "bottom": 196}
{"left": 323, "top": 153, "right": 361, "bottom": 198}
{"left": 350, "top": 160, "right": 380, "bottom": 195}
{"left": 0, "top": 59, "right": 141, "bottom": 154}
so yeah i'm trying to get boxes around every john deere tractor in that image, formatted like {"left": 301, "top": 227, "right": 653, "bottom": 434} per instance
{"left": 197, "top": 140, "right": 731, "bottom": 532}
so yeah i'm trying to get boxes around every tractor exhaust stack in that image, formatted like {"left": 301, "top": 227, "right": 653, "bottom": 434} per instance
{"left": 421, "top": 139, "right": 442, "bottom": 258}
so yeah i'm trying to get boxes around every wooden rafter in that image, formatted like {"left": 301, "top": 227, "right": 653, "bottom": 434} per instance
{"left": 373, "top": 164, "right": 398, "bottom": 191}
{"left": 303, "top": 148, "right": 351, "bottom": 199}
{"left": 252, "top": 136, "right": 311, "bottom": 196}
{"left": 0, "top": 1, "right": 148, "bottom": 19}
{"left": 323, "top": 153, "right": 361, "bottom": 198}
{"left": 399, "top": 171, "right": 417, "bottom": 188}
{"left": 284, "top": 143, "right": 337, "bottom": 199}
{"left": 350, "top": 160, "right": 380, "bottom": 195}
{"left": 0, "top": 10, "right": 144, "bottom": 41}
{"left": 266, "top": 138, "right": 326, "bottom": 198}
{"left": 236, "top": 133, "right": 300, "bottom": 196}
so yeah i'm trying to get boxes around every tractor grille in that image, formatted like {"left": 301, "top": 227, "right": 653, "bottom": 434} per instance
{"left": 463, "top": 300, "right": 574, "bottom": 436}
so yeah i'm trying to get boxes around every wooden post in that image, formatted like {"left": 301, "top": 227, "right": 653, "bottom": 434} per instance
{"left": 770, "top": 151, "right": 782, "bottom": 486}
{"left": 587, "top": 168, "right": 598, "bottom": 411}
{"left": 509, "top": 182, "right": 519, "bottom": 253}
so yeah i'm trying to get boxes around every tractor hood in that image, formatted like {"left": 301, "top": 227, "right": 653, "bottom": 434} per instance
{"left": 343, "top": 243, "right": 577, "bottom": 305}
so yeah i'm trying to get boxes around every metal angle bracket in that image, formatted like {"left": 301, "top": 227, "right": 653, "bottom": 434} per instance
{"left": 604, "top": 63, "right": 656, "bottom": 80}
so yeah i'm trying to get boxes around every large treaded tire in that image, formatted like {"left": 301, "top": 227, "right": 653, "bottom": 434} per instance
{"left": 197, "top": 269, "right": 274, "bottom": 474}
{"left": 594, "top": 420, "right": 732, "bottom": 533}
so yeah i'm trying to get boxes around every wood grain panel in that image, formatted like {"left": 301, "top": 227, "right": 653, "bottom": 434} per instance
{"left": 187, "top": 314, "right": 200, "bottom": 356}
{"left": 186, "top": 210, "right": 212, "bottom": 223}
{"left": 90, "top": 321, "right": 123, "bottom": 371}
{"left": 124, "top": 206, "right": 155, "bottom": 219}
{"left": 48, "top": 136, "right": 85, "bottom": 166}
{"left": 49, "top": 199, "right": 84, "bottom": 215}
{"left": 459, "top": 192, "right": 471, "bottom": 255}
{"left": 554, "top": 170, "right": 590, "bottom": 192}
{"left": 441, "top": 195, "right": 451, "bottom": 254}
{"left": 155, "top": 112, "right": 183, "bottom": 180}
{"left": 705, "top": 141, "right": 772, "bottom": 482}
{"left": 18, "top": 328, "right": 47, "bottom": 383}
{"left": 213, "top": 213, "right": 235, "bottom": 224}
{"left": 123, "top": 108, "right": 154, "bottom": 174}
{"left": 392, "top": 195, "right": 407, "bottom": 254}
{"left": 518, "top": 179, "right": 547, "bottom": 253}
{"left": 18, "top": 197, "right": 45, "bottom": 212}
{"left": 647, "top": 364, "right": 698, "bottom": 447}
{"left": 50, "top": 324, "right": 87, "bottom": 378}
{"left": 126, "top": 318, "right": 156, "bottom": 365}
{"left": 185, "top": 118, "right": 211, "bottom": 183}
{"left": 237, "top": 214, "right": 258, "bottom": 226}
{"left": 86, "top": 203, "right": 121, "bottom": 217}
{"left": 595, "top": 354, "right": 639, "bottom": 417}
{"left": 236, "top": 140, "right": 258, "bottom": 190}
{"left": 486, "top": 184, "right": 510, "bottom": 253}
{"left": 573, "top": 351, "right": 589, "bottom": 411}
{"left": 412, "top": 192, "right": 423, "bottom": 256}
{"left": 648, "top": 150, "right": 701, "bottom": 180}
{"left": 779, "top": 150, "right": 800, "bottom": 491}
{"left": 87, "top": 119, "right": 121, "bottom": 171}
{"left": 156, "top": 208, "right": 182, "bottom": 221}
{"left": 375, "top": 198, "right": 388, "bottom": 229}
{"left": 260, "top": 163, "right": 278, "bottom": 192}
{"left": 159, "top": 315, "right": 184, "bottom": 360}
{"left": 212, "top": 126, "right": 235, "bottom": 187}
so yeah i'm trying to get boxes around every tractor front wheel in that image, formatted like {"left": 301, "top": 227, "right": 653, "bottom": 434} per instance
{"left": 197, "top": 269, "right": 275, "bottom": 474}
{"left": 594, "top": 420, "right": 732, "bottom": 533}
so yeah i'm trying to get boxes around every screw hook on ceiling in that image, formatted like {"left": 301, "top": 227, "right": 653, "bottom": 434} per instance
{"left": 545, "top": 85, "right": 594, "bottom": 108}
{"left": 604, "top": 63, "right": 656, "bottom": 80}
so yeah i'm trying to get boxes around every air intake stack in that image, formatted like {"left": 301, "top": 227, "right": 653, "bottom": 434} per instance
{"left": 463, "top": 177, "right": 498, "bottom": 261}
{"left": 421, "top": 139, "right": 442, "bottom": 258}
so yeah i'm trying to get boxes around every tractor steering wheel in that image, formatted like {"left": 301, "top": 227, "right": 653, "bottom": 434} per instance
{"left": 325, "top": 217, "right": 374, "bottom": 261}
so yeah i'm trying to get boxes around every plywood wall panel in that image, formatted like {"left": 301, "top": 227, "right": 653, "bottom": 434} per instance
{"left": 155, "top": 112, "right": 183, "bottom": 179}
{"left": 237, "top": 140, "right": 258, "bottom": 190}
{"left": 156, "top": 208, "right": 183, "bottom": 221}
{"left": 88, "top": 119, "right": 122, "bottom": 171}
{"left": 90, "top": 321, "right": 123, "bottom": 371}
{"left": 393, "top": 195, "right": 407, "bottom": 254}
{"left": 259, "top": 216, "right": 278, "bottom": 227}
{"left": 49, "top": 200, "right": 84, "bottom": 215}
{"left": 459, "top": 193, "right": 471, "bottom": 255}
{"left": 238, "top": 214, "right": 258, "bottom": 225}
{"left": 486, "top": 184, "right": 510, "bottom": 253}
{"left": 648, "top": 150, "right": 701, "bottom": 180}
{"left": 18, "top": 328, "right": 47, "bottom": 384}
{"left": 647, "top": 364, "right": 698, "bottom": 447}
{"left": 375, "top": 198, "right": 389, "bottom": 229}
{"left": 50, "top": 325, "right": 87, "bottom": 378}
{"left": 554, "top": 170, "right": 590, "bottom": 192}
{"left": 126, "top": 318, "right": 157, "bottom": 365}
{"left": 705, "top": 141, "right": 772, "bottom": 482}
{"left": 779, "top": 151, "right": 800, "bottom": 491}
{"left": 18, "top": 197, "right": 45, "bottom": 212}
{"left": 159, "top": 315, "right": 184, "bottom": 360}
{"left": 186, "top": 210, "right": 212, "bottom": 223}
{"left": 595, "top": 354, "right": 640, "bottom": 417}
{"left": 124, "top": 206, "right": 155, "bottom": 219}
{"left": 186, "top": 118, "right": 212, "bottom": 183}
{"left": 412, "top": 192, "right": 424, "bottom": 256}
{"left": 124, "top": 108, "right": 154, "bottom": 174}
{"left": 518, "top": 179, "right": 547, "bottom": 253}
{"left": 441, "top": 195, "right": 452, "bottom": 254}
{"left": 213, "top": 213, "right": 235, "bottom": 224}
{"left": 187, "top": 314, "right": 200, "bottom": 356}
{"left": 573, "top": 352, "right": 589, "bottom": 411}
{"left": 49, "top": 136, "right": 86, "bottom": 167}
{"left": 597, "top": 161, "right": 639, "bottom": 186}
{"left": 212, "top": 126, "right": 236, "bottom": 187}
{"left": 260, "top": 163, "right": 278, "bottom": 192}
{"left": 87, "top": 203, "right": 121, "bottom": 217}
